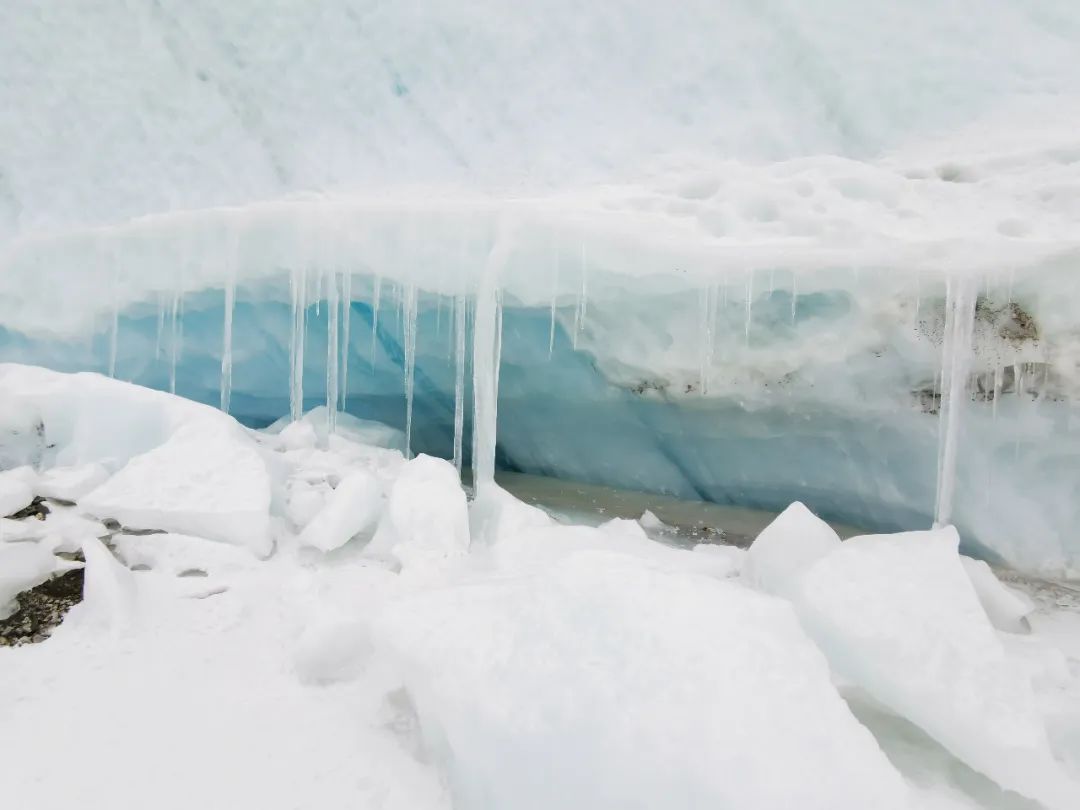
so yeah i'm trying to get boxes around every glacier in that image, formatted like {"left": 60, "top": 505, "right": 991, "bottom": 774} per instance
{"left": 3, "top": 0, "right": 1080, "bottom": 575}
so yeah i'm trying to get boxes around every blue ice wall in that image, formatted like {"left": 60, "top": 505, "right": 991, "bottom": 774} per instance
{"left": 2, "top": 279, "right": 1077, "bottom": 571}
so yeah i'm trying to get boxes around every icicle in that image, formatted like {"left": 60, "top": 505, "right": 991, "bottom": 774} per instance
{"left": 340, "top": 271, "right": 352, "bottom": 412}
{"left": 435, "top": 293, "right": 443, "bottom": 336}
{"left": 549, "top": 243, "right": 560, "bottom": 359}
{"left": 914, "top": 273, "right": 922, "bottom": 319}
{"left": 107, "top": 260, "right": 119, "bottom": 379}
{"left": 169, "top": 288, "right": 182, "bottom": 395}
{"left": 992, "top": 366, "right": 1002, "bottom": 420}
{"left": 289, "top": 267, "right": 308, "bottom": 422}
{"left": 220, "top": 245, "right": 237, "bottom": 414}
{"left": 699, "top": 285, "right": 715, "bottom": 395}
{"left": 744, "top": 271, "right": 754, "bottom": 346}
{"left": 453, "top": 293, "right": 467, "bottom": 476}
{"left": 402, "top": 284, "right": 418, "bottom": 459}
{"left": 934, "top": 276, "right": 977, "bottom": 529}
{"left": 790, "top": 273, "right": 798, "bottom": 324}
{"left": 326, "top": 270, "right": 340, "bottom": 437}
{"left": 472, "top": 232, "right": 510, "bottom": 494}
{"left": 370, "top": 275, "right": 382, "bottom": 369}
{"left": 155, "top": 292, "right": 166, "bottom": 360}
{"left": 575, "top": 244, "right": 588, "bottom": 348}
{"left": 108, "top": 301, "right": 119, "bottom": 379}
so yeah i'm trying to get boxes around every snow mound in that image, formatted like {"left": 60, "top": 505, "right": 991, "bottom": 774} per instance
{"left": 743, "top": 501, "right": 840, "bottom": 598}
{"left": 371, "top": 550, "right": 910, "bottom": 810}
{"left": 796, "top": 526, "right": 1080, "bottom": 809}
{"left": 367, "top": 454, "right": 469, "bottom": 572}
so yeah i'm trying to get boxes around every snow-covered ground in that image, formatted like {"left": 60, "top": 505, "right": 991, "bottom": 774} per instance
{"left": 2, "top": 365, "right": 1079, "bottom": 810}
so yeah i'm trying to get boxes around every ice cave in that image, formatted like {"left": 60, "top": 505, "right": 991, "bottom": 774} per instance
{"left": 2, "top": 3, "right": 1080, "bottom": 810}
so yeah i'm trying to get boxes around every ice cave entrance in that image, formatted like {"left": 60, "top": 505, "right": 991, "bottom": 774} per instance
{"left": 0, "top": 211, "right": 1075, "bottom": 574}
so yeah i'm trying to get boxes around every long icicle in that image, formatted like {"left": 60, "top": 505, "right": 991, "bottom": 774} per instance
{"left": 472, "top": 229, "right": 511, "bottom": 495}
{"left": 108, "top": 258, "right": 119, "bottom": 379}
{"left": 370, "top": 274, "right": 382, "bottom": 369}
{"left": 453, "top": 292, "right": 467, "bottom": 476}
{"left": 573, "top": 243, "right": 588, "bottom": 350}
{"left": 934, "top": 276, "right": 976, "bottom": 528}
{"left": 326, "top": 270, "right": 340, "bottom": 437}
{"left": 169, "top": 287, "right": 182, "bottom": 395}
{"left": 549, "top": 241, "right": 560, "bottom": 359}
{"left": 155, "top": 291, "right": 166, "bottom": 360}
{"left": 220, "top": 239, "right": 238, "bottom": 414}
{"left": 289, "top": 267, "right": 308, "bottom": 422}
{"left": 402, "top": 283, "right": 419, "bottom": 459}
{"left": 699, "top": 285, "right": 714, "bottom": 395}
{"left": 340, "top": 271, "right": 352, "bottom": 413}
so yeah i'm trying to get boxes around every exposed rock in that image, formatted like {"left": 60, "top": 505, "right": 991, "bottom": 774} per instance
{"left": 7, "top": 495, "right": 50, "bottom": 521}
{"left": 0, "top": 566, "right": 84, "bottom": 647}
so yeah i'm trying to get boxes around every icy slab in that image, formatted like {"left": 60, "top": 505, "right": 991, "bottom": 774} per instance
{"left": 367, "top": 454, "right": 469, "bottom": 572}
{"left": 371, "top": 550, "right": 910, "bottom": 810}
{"left": 795, "top": 526, "right": 1080, "bottom": 809}
{"left": 0, "top": 364, "right": 273, "bottom": 555}
{"left": 298, "top": 470, "right": 383, "bottom": 552}
{"left": 743, "top": 501, "right": 841, "bottom": 598}
{"left": 961, "top": 555, "right": 1035, "bottom": 634}
{"left": 81, "top": 419, "right": 271, "bottom": 555}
